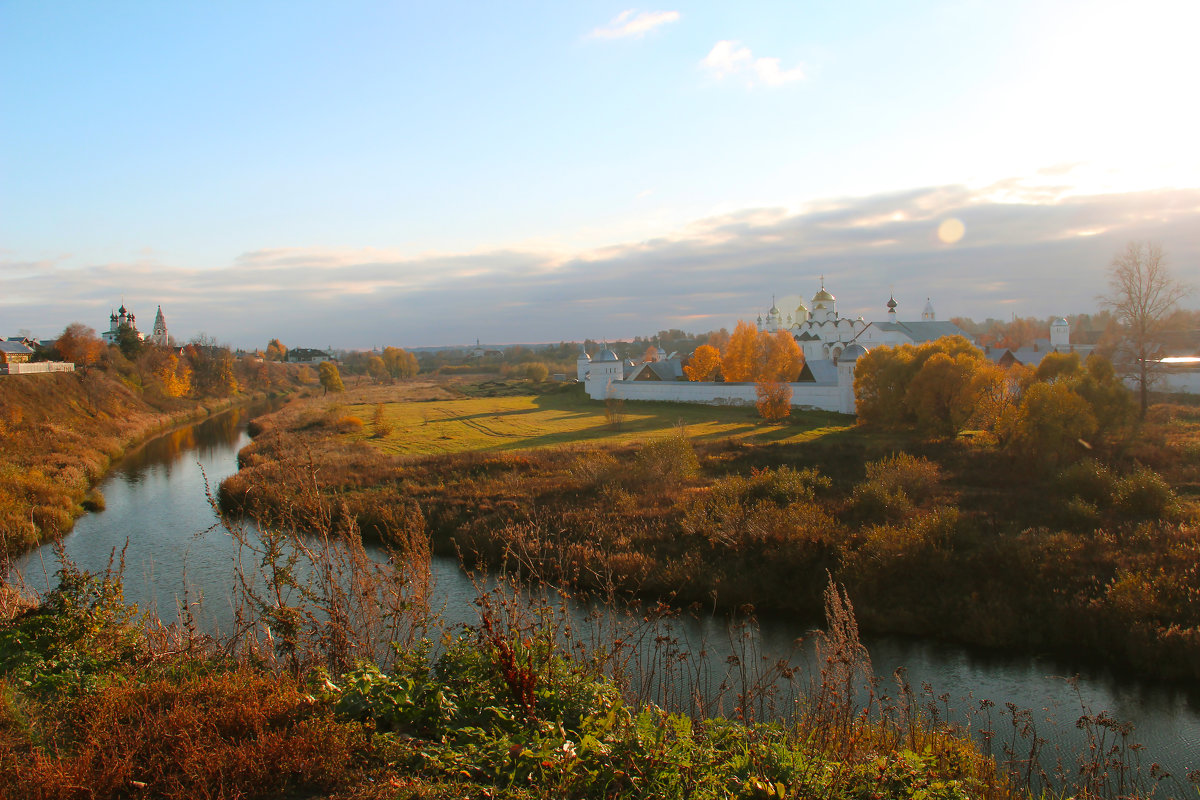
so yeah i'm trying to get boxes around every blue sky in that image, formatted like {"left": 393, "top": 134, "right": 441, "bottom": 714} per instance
{"left": 2, "top": 1, "right": 1198, "bottom": 348}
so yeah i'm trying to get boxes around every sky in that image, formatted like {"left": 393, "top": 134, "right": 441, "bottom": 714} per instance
{"left": 2, "top": 0, "right": 1198, "bottom": 349}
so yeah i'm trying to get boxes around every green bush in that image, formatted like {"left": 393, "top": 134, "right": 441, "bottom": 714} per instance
{"left": 863, "top": 453, "right": 940, "bottom": 505}
{"left": 1056, "top": 459, "right": 1116, "bottom": 507}
{"left": 633, "top": 431, "right": 699, "bottom": 489}
{"left": 848, "top": 453, "right": 938, "bottom": 523}
{"left": 523, "top": 362, "right": 550, "bottom": 382}
{"left": 1113, "top": 464, "right": 1179, "bottom": 519}
{"left": 0, "top": 559, "right": 139, "bottom": 697}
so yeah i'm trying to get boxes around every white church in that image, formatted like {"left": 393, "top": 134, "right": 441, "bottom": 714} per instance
{"left": 101, "top": 304, "right": 169, "bottom": 347}
{"left": 577, "top": 282, "right": 966, "bottom": 415}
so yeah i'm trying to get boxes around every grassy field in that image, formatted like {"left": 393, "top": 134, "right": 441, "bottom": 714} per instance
{"left": 336, "top": 378, "right": 856, "bottom": 455}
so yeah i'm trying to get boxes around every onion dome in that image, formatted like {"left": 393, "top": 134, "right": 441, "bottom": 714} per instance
{"left": 813, "top": 288, "right": 835, "bottom": 303}
{"left": 886, "top": 295, "right": 897, "bottom": 311}
{"left": 597, "top": 349, "right": 619, "bottom": 362}
{"left": 840, "top": 343, "right": 869, "bottom": 362}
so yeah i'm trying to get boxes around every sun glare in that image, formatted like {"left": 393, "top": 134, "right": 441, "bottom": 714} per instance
{"left": 937, "top": 218, "right": 965, "bottom": 244}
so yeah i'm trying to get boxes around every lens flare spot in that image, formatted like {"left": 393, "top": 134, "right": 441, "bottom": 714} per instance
{"left": 937, "top": 218, "right": 965, "bottom": 244}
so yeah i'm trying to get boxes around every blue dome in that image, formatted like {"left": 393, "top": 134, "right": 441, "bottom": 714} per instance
{"left": 597, "top": 349, "right": 619, "bottom": 362}
{"left": 840, "top": 343, "right": 869, "bottom": 362}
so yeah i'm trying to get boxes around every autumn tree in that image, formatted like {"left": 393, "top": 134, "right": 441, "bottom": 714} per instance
{"left": 382, "top": 346, "right": 419, "bottom": 380}
{"left": 720, "top": 321, "right": 761, "bottom": 382}
{"left": 318, "top": 361, "right": 345, "bottom": 395}
{"left": 997, "top": 381, "right": 1098, "bottom": 470}
{"left": 157, "top": 352, "right": 192, "bottom": 398}
{"left": 185, "top": 336, "right": 238, "bottom": 397}
{"left": 54, "top": 323, "right": 106, "bottom": 372}
{"left": 854, "top": 336, "right": 987, "bottom": 432}
{"left": 761, "top": 329, "right": 803, "bottom": 382}
{"left": 265, "top": 338, "right": 288, "bottom": 362}
{"left": 903, "top": 351, "right": 981, "bottom": 436}
{"left": 1101, "top": 241, "right": 1193, "bottom": 418}
{"left": 966, "top": 361, "right": 1026, "bottom": 434}
{"left": 1073, "top": 354, "right": 1136, "bottom": 435}
{"left": 372, "top": 403, "right": 393, "bottom": 438}
{"left": 684, "top": 344, "right": 722, "bottom": 381}
{"left": 706, "top": 328, "right": 731, "bottom": 352}
{"left": 755, "top": 381, "right": 792, "bottom": 422}
{"left": 367, "top": 356, "right": 388, "bottom": 383}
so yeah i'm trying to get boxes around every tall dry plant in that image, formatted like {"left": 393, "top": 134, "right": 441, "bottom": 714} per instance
{"left": 208, "top": 459, "right": 433, "bottom": 676}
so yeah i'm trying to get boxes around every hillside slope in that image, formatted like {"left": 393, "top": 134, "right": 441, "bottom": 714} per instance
{"left": 0, "top": 370, "right": 239, "bottom": 555}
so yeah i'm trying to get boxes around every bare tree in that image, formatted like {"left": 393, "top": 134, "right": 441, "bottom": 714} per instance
{"left": 1101, "top": 241, "right": 1192, "bottom": 417}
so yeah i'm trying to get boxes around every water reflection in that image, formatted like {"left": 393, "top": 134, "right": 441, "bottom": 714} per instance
{"left": 14, "top": 401, "right": 1200, "bottom": 789}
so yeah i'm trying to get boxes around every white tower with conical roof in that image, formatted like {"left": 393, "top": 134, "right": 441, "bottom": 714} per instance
{"left": 151, "top": 305, "right": 169, "bottom": 347}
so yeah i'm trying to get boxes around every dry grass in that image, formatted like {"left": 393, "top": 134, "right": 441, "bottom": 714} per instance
{"left": 0, "top": 667, "right": 365, "bottom": 800}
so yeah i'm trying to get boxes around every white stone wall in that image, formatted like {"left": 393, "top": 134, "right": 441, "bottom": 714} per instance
{"left": 590, "top": 379, "right": 848, "bottom": 413}
{"left": 0, "top": 362, "right": 75, "bottom": 375}
{"left": 1159, "top": 369, "right": 1200, "bottom": 395}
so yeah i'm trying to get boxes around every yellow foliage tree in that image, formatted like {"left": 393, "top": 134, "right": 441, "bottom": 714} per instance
{"left": 157, "top": 353, "right": 192, "bottom": 398}
{"left": 684, "top": 344, "right": 722, "bottom": 381}
{"left": 755, "top": 380, "right": 792, "bottom": 422}
{"left": 998, "top": 381, "right": 1098, "bottom": 469}
{"left": 721, "top": 321, "right": 761, "bottom": 382}
{"left": 318, "top": 361, "right": 345, "bottom": 395}
{"left": 903, "top": 352, "right": 981, "bottom": 436}
{"left": 382, "top": 346, "right": 419, "bottom": 380}
{"left": 761, "top": 329, "right": 803, "bottom": 382}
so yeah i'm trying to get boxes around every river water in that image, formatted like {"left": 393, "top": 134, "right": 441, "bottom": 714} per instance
{"left": 14, "top": 403, "right": 1200, "bottom": 791}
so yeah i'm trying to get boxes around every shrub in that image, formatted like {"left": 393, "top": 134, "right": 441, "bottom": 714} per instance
{"left": 1113, "top": 464, "right": 1179, "bottom": 519}
{"left": 523, "top": 361, "right": 550, "bottom": 382}
{"left": 755, "top": 380, "right": 792, "bottom": 422}
{"left": 371, "top": 403, "right": 393, "bottom": 438}
{"left": 862, "top": 452, "right": 940, "bottom": 505}
{"left": 1062, "top": 497, "right": 1102, "bottom": 529}
{"left": 1056, "top": 459, "right": 1116, "bottom": 507}
{"left": 632, "top": 431, "right": 699, "bottom": 489}
{"left": 81, "top": 488, "right": 106, "bottom": 512}
{"left": 0, "top": 558, "right": 139, "bottom": 697}
{"left": 847, "top": 481, "right": 914, "bottom": 524}
{"left": 334, "top": 415, "right": 364, "bottom": 434}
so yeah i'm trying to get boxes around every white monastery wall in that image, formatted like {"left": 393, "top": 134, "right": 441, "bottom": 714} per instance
{"left": 588, "top": 378, "right": 847, "bottom": 413}
{"left": 1159, "top": 369, "right": 1200, "bottom": 394}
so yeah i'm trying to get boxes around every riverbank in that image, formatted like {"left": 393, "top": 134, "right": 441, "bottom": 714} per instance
{"left": 0, "top": 368, "right": 294, "bottom": 557}
{"left": 0, "top": 531, "right": 1053, "bottom": 800}
{"left": 220, "top": 378, "right": 1200, "bottom": 682}
{"left": 4, "top": 379, "right": 1187, "bottom": 798}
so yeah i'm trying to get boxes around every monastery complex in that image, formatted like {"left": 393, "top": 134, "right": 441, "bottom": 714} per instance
{"left": 577, "top": 282, "right": 1068, "bottom": 414}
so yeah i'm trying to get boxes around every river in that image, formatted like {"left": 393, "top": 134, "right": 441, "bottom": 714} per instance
{"left": 14, "top": 403, "right": 1200, "bottom": 792}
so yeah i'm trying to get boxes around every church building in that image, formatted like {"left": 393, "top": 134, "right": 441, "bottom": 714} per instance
{"left": 102, "top": 304, "right": 169, "bottom": 346}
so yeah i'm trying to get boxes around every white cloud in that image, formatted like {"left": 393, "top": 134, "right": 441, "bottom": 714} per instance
{"left": 701, "top": 40, "right": 804, "bottom": 86}
{"left": 5, "top": 186, "right": 1197, "bottom": 348}
{"left": 590, "top": 9, "right": 680, "bottom": 40}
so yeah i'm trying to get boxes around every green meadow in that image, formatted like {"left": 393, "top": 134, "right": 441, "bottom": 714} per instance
{"left": 341, "top": 380, "right": 856, "bottom": 455}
